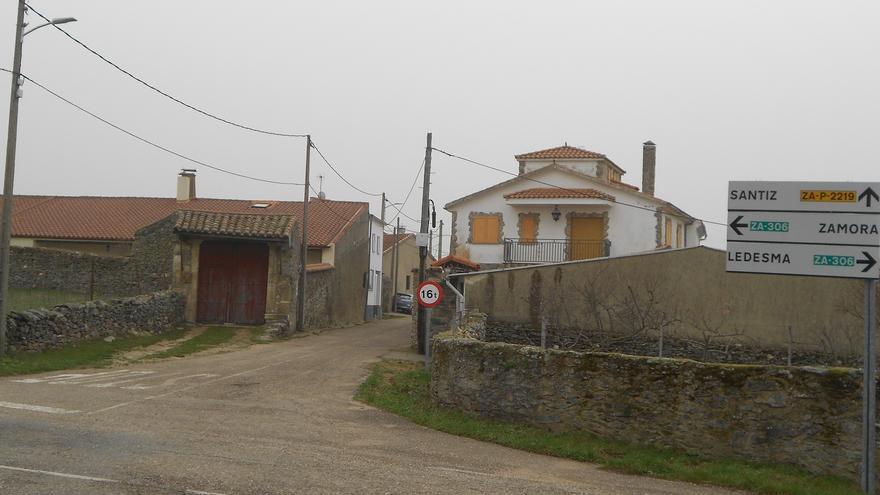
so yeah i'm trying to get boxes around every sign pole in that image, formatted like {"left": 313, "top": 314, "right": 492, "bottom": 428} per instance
{"left": 425, "top": 307, "right": 432, "bottom": 370}
{"left": 864, "top": 277, "right": 877, "bottom": 494}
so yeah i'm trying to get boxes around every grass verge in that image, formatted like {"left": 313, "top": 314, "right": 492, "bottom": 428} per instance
{"left": 356, "top": 360, "right": 861, "bottom": 495}
{"left": 145, "top": 326, "right": 238, "bottom": 359}
{"left": 0, "top": 328, "right": 188, "bottom": 377}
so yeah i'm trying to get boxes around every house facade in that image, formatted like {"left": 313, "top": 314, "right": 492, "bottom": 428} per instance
{"left": 365, "top": 215, "right": 384, "bottom": 320}
{"left": 445, "top": 142, "right": 705, "bottom": 268}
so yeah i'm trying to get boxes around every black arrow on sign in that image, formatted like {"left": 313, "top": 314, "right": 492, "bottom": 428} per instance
{"left": 729, "top": 215, "right": 748, "bottom": 236}
{"left": 857, "top": 251, "right": 877, "bottom": 273}
{"left": 859, "top": 187, "right": 879, "bottom": 207}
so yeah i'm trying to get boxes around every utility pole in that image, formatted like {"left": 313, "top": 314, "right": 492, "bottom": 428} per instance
{"left": 0, "top": 1, "right": 27, "bottom": 356}
{"left": 296, "top": 135, "right": 311, "bottom": 331}
{"left": 380, "top": 192, "right": 386, "bottom": 225}
{"left": 437, "top": 220, "right": 444, "bottom": 259}
{"left": 417, "top": 132, "right": 432, "bottom": 354}
{"left": 392, "top": 217, "right": 400, "bottom": 310}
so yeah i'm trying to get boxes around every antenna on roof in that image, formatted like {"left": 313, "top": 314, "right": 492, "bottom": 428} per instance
{"left": 317, "top": 174, "right": 326, "bottom": 200}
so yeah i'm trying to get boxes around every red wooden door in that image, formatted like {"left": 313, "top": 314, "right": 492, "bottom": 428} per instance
{"left": 196, "top": 242, "right": 269, "bottom": 325}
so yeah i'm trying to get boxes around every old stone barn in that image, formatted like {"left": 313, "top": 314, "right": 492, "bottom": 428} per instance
{"left": 2, "top": 172, "right": 372, "bottom": 329}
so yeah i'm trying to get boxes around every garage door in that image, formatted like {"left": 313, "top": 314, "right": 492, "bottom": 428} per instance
{"left": 196, "top": 242, "right": 269, "bottom": 325}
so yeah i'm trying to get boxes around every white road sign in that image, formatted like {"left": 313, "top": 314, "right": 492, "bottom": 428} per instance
{"left": 729, "top": 181, "right": 880, "bottom": 213}
{"left": 727, "top": 241, "right": 878, "bottom": 279}
{"left": 727, "top": 211, "right": 880, "bottom": 246}
{"left": 727, "top": 181, "right": 880, "bottom": 279}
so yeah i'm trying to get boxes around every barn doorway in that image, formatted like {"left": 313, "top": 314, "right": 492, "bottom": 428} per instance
{"left": 196, "top": 242, "right": 269, "bottom": 324}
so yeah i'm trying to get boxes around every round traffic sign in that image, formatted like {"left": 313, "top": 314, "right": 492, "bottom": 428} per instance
{"left": 416, "top": 280, "right": 444, "bottom": 308}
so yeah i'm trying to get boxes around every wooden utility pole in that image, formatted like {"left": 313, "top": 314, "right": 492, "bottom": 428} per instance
{"left": 0, "top": 1, "right": 27, "bottom": 356}
{"left": 296, "top": 135, "right": 311, "bottom": 331}
{"left": 417, "top": 132, "right": 432, "bottom": 354}
{"left": 437, "top": 220, "right": 444, "bottom": 259}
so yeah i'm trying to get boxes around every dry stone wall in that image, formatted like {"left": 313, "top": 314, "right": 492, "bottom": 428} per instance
{"left": 7, "top": 290, "right": 185, "bottom": 353}
{"left": 431, "top": 336, "right": 869, "bottom": 482}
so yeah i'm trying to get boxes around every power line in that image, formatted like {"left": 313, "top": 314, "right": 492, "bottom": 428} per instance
{"left": 309, "top": 140, "right": 383, "bottom": 197}
{"left": 25, "top": 2, "right": 307, "bottom": 139}
{"left": 431, "top": 146, "right": 727, "bottom": 228}
{"left": 4, "top": 69, "right": 304, "bottom": 186}
{"left": 386, "top": 158, "right": 425, "bottom": 225}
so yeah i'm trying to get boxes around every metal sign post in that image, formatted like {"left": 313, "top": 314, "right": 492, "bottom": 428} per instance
{"left": 726, "top": 181, "right": 880, "bottom": 493}
{"left": 416, "top": 280, "right": 444, "bottom": 370}
{"left": 864, "top": 278, "right": 877, "bottom": 494}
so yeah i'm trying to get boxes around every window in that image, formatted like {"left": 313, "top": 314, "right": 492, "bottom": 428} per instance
{"left": 520, "top": 215, "right": 538, "bottom": 244}
{"left": 676, "top": 224, "right": 683, "bottom": 248}
{"left": 471, "top": 215, "right": 501, "bottom": 244}
{"left": 664, "top": 218, "right": 672, "bottom": 247}
{"left": 405, "top": 275, "right": 411, "bottom": 290}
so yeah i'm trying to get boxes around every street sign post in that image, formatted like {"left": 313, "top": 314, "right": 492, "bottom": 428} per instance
{"left": 727, "top": 181, "right": 880, "bottom": 493}
{"left": 416, "top": 280, "right": 444, "bottom": 370}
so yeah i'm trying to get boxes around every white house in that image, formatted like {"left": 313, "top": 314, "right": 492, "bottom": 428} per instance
{"left": 365, "top": 214, "right": 384, "bottom": 320}
{"left": 445, "top": 142, "right": 705, "bottom": 268}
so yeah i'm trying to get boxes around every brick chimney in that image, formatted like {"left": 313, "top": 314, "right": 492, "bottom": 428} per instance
{"left": 177, "top": 169, "right": 196, "bottom": 202}
{"left": 642, "top": 141, "right": 656, "bottom": 196}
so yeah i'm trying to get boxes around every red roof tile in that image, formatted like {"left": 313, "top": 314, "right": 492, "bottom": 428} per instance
{"left": 175, "top": 211, "right": 295, "bottom": 239}
{"left": 515, "top": 145, "right": 605, "bottom": 160}
{"left": 503, "top": 188, "right": 615, "bottom": 201}
{"left": 0, "top": 195, "right": 366, "bottom": 247}
{"left": 432, "top": 254, "right": 480, "bottom": 271}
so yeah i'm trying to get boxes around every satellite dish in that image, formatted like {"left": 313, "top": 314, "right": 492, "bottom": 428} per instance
{"left": 696, "top": 221, "right": 707, "bottom": 240}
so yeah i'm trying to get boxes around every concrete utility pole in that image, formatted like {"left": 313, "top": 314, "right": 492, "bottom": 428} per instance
{"left": 417, "top": 132, "right": 432, "bottom": 354}
{"left": 380, "top": 192, "right": 386, "bottom": 225}
{"left": 0, "top": 1, "right": 27, "bottom": 356}
{"left": 437, "top": 220, "right": 444, "bottom": 259}
{"left": 296, "top": 135, "right": 311, "bottom": 331}
{"left": 392, "top": 218, "right": 400, "bottom": 309}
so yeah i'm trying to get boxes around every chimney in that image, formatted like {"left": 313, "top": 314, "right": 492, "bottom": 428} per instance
{"left": 177, "top": 169, "right": 196, "bottom": 202}
{"left": 642, "top": 141, "right": 656, "bottom": 196}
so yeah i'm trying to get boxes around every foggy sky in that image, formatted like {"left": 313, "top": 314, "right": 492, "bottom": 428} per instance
{"left": 1, "top": 1, "right": 878, "bottom": 250}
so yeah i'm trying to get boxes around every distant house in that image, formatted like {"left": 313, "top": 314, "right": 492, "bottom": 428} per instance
{"left": 444, "top": 142, "right": 705, "bottom": 268}
{"left": 365, "top": 215, "right": 384, "bottom": 320}
{"left": 1, "top": 171, "right": 374, "bottom": 328}
{"left": 382, "top": 231, "right": 416, "bottom": 299}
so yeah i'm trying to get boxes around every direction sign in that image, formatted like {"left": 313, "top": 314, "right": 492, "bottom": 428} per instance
{"left": 727, "top": 211, "right": 880, "bottom": 246}
{"left": 416, "top": 280, "right": 444, "bottom": 308}
{"left": 729, "top": 181, "right": 880, "bottom": 213}
{"left": 727, "top": 241, "right": 877, "bottom": 279}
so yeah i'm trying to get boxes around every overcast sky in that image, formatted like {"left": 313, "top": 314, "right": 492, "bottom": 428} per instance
{"left": 1, "top": 1, "right": 878, "bottom": 250}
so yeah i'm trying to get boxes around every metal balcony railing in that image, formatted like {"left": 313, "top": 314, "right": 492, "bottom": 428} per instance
{"left": 503, "top": 238, "right": 610, "bottom": 264}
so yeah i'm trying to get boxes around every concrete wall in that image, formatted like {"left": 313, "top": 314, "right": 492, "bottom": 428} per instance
{"left": 9, "top": 215, "right": 176, "bottom": 298}
{"left": 6, "top": 290, "right": 185, "bottom": 353}
{"left": 448, "top": 166, "right": 697, "bottom": 266}
{"left": 431, "top": 335, "right": 868, "bottom": 482}
{"left": 458, "top": 246, "right": 866, "bottom": 357}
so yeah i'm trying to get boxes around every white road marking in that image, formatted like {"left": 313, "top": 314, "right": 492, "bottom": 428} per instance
{"left": 122, "top": 373, "right": 217, "bottom": 390}
{"left": 0, "top": 464, "right": 230, "bottom": 494}
{"left": 0, "top": 464, "right": 116, "bottom": 482}
{"left": 12, "top": 373, "right": 91, "bottom": 383}
{"left": 0, "top": 401, "right": 81, "bottom": 414}
{"left": 430, "top": 466, "right": 496, "bottom": 477}
{"left": 49, "top": 370, "right": 134, "bottom": 385}
{"left": 85, "top": 371, "right": 158, "bottom": 388}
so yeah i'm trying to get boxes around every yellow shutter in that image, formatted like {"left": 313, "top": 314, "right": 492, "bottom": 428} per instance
{"left": 520, "top": 216, "right": 537, "bottom": 243}
{"left": 676, "top": 224, "right": 683, "bottom": 248}
{"left": 664, "top": 218, "right": 672, "bottom": 246}
{"left": 473, "top": 216, "right": 500, "bottom": 244}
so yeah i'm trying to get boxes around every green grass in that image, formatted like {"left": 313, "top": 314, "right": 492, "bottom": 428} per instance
{"left": 356, "top": 360, "right": 861, "bottom": 495}
{"left": 0, "top": 327, "right": 188, "bottom": 377}
{"left": 145, "top": 326, "right": 238, "bottom": 359}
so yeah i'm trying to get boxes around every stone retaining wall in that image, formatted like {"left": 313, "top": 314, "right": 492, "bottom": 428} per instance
{"left": 7, "top": 290, "right": 186, "bottom": 353}
{"left": 431, "top": 335, "right": 868, "bottom": 482}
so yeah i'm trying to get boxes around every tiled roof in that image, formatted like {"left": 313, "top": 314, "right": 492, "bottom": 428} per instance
{"left": 515, "top": 145, "right": 606, "bottom": 160}
{"left": 432, "top": 254, "right": 480, "bottom": 271}
{"left": 383, "top": 233, "right": 414, "bottom": 254}
{"left": 0, "top": 195, "right": 366, "bottom": 247}
{"left": 174, "top": 211, "right": 294, "bottom": 239}
{"left": 503, "top": 188, "right": 615, "bottom": 201}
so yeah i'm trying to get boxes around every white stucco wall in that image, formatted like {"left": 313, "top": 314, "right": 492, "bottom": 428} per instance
{"left": 448, "top": 167, "right": 700, "bottom": 265}
{"left": 522, "top": 159, "right": 600, "bottom": 177}
{"left": 367, "top": 216, "right": 383, "bottom": 307}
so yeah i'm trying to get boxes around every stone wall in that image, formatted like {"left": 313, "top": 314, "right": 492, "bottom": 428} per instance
{"left": 9, "top": 215, "right": 175, "bottom": 298}
{"left": 431, "top": 335, "right": 869, "bottom": 482}
{"left": 6, "top": 290, "right": 185, "bottom": 353}
{"left": 458, "top": 246, "right": 869, "bottom": 358}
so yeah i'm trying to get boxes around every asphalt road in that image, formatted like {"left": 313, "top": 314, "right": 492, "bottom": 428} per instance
{"left": 0, "top": 318, "right": 742, "bottom": 494}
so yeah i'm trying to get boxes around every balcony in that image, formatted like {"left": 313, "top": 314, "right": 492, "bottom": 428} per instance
{"left": 503, "top": 238, "right": 610, "bottom": 264}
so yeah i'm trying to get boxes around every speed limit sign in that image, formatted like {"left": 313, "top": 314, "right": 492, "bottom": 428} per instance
{"left": 416, "top": 280, "right": 444, "bottom": 308}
